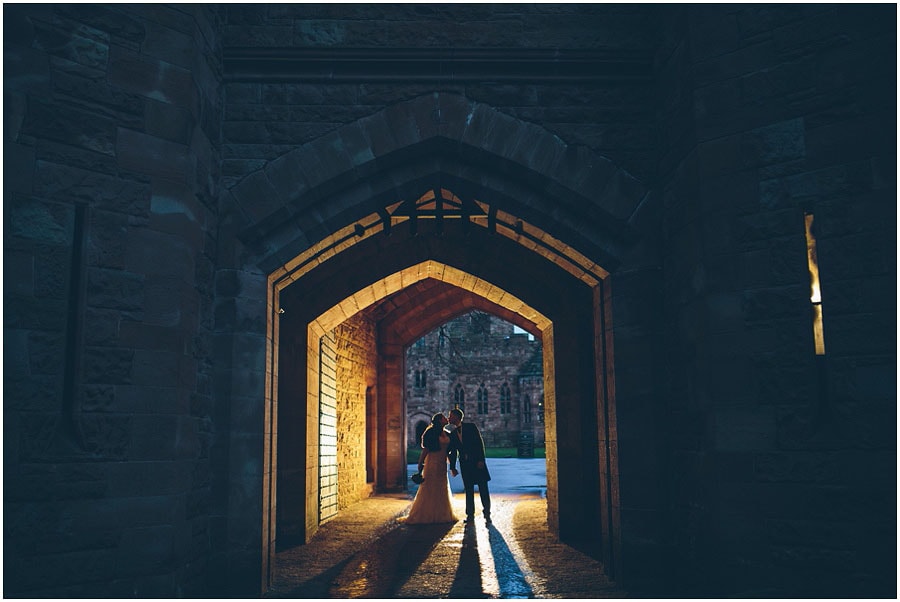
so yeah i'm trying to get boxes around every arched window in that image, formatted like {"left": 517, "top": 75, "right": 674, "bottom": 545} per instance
{"left": 414, "top": 369, "right": 427, "bottom": 388}
{"left": 499, "top": 383, "right": 512, "bottom": 414}
{"left": 454, "top": 384, "right": 465, "bottom": 413}
{"left": 477, "top": 383, "right": 488, "bottom": 414}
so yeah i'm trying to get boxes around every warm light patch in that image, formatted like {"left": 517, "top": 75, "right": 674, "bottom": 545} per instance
{"left": 271, "top": 188, "right": 610, "bottom": 293}
{"left": 804, "top": 213, "right": 825, "bottom": 355}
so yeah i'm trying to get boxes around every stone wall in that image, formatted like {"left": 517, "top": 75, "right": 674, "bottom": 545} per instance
{"left": 220, "top": 4, "right": 657, "bottom": 190}
{"left": 4, "top": 4, "right": 223, "bottom": 597}
{"left": 406, "top": 311, "right": 545, "bottom": 449}
{"left": 334, "top": 314, "right": 377, "bottom": 508}
{"left": 652, "top": 5, "right": 896, "bottom": 597}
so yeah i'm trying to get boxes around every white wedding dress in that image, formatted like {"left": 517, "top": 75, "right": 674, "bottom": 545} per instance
{"left": 405, "top": 432, "right": 458, "bottom": 524}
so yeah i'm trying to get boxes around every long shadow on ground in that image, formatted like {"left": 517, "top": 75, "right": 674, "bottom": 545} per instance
{"left": 272, "top": 522, "right": 453, "bottom": 598}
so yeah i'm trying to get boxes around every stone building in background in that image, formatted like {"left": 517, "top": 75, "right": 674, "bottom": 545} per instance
{"left": 406, "top": 311, "right": 545, "bottom": 451}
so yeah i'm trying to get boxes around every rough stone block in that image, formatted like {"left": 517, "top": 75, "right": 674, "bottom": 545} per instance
{"left": 116, "top": 127, "right": 190, "bottom": 182}
{"left": 225, "top": 82, "right": 260, "bottom": 105}
{"left": 141, "top": 20, "right": 193, "bottom": 69}
{"left": 742, "top": 118, "right": 806, "bottom": 167}
{"left": 5, "top": 374, "right": 63, "bottom": 415}
{"left": 262, "top": 150, "right": 309, "bottom": 209}
{"left": 118, "top": 525, "right": 176, "bottom": 576}
{"left": 125, "top": 228, "right": 196, "bottom": 278}
{"left": 34, "top": 160, "right": 151, "bottom": 215}
{"left": 715, "top": 406, "right": 777, "bottom": 451}
{"left": 55, "top": 4, "right": 145, "bottom": 46}
{"left": 5, "top": 142, "right": 35, "bottom": 195}
{"left": 85, "top": 209, "right": 127, "bottom": 269}
{"left": 80, "top": 383, "right": 116, "bottom": 412}
{"left": 741, "top": 286, "right": 807, "bottom": 322}
{"left": 223, "top": 24, "right": 291, "bottom": 47}
{"left": 337, "top": 121, "right": 377, "bottom": 178}
{"left": 128, "top": 415, "right": 197, "bottom": 460}
{"left": 23, "top": 96, "right": 117, "bottom": 155}
{"left": 380, "top": 99, "right": 423, "bottom": 153}
{"left": 596, "top": 166, "right": 647, "bottom": 222}
{"left": 8, "top": 547, "right": 118, "bottom": 592}
{"left": 108, "top": 45, "right": 194, "bottom": 108}
{"left": 145, "top": 98, "right": 193, "bottom": 145}
{"left": 130, "top": 348, "right": 181, "bottom": 387}
{"left": 86, "top": 267, "right": 143, "bottom": 311}
{"left": 82, "top": 346, "right": 133, "bottom": 384}
{"left": 33, "top": 244, "right": 73, "bottom": 301}
{"left": 5, "top": 41, "right": 53, "bottom": 98}
{"left": 27, "top": 330, "right": 66, "bottom": 375}
{"left": 50, "top": 56, "right": 145, "bottom": 124}
{"left": 3, "top": 250, "right": 35, "bottom": 298}
{"left": 4, "top": 329, "right": 30, "bottom": 377}
{"left": 827, "top": 312, "right": 894, "bottom": 356}
{"left": 80, "top": 413, "right": 132, "bottom": 458}
{"left": 8, "top": 196, "right": 74, "bottom": 245}
{"left": 81, "top": 308, "right": 119, "bottom": 346}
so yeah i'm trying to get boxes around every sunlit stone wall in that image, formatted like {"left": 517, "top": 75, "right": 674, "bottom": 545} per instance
{"left": 334, "top": 314, "right": 378, "bottom": 509}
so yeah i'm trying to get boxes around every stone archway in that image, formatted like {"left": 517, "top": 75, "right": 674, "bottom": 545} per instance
{"left": 215, "top": 92, "right": 651, "bottom": 594}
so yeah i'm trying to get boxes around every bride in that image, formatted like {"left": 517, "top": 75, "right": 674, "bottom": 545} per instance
{"left": 405, "top": 413, "right": 458, "bottom": 524}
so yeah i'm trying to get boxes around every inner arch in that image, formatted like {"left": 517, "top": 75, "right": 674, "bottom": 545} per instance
{"left": 295, "top": 259, "right": 559, "bottom": 515}
{"left": 308, "top": 260, "right": 551, "bottom": 338}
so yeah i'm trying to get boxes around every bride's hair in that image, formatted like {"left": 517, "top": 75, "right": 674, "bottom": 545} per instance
{"left": 421, "top": 413, "right": 445, "bottom": 452}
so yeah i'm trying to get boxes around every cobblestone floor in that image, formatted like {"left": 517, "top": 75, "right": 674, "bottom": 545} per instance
{"left": 266, "top": 492, "right": 625, "bottom": 598}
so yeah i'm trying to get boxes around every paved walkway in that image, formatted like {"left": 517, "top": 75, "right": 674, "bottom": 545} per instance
{"left": 266, "top": 461, "right": 625, "bottom": 598}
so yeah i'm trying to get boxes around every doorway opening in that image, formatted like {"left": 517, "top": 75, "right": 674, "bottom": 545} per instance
{"left": 266, "top": 211, "right": 619, "bottom": 590}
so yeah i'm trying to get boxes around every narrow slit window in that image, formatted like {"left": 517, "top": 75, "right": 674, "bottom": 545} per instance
{"left": 804, "top": 212, "right": 826, "bottom": 355}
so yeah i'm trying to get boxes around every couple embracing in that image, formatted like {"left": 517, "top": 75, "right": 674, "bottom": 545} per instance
{"left": 405, "top": 409, "right": 492, "bottom": 525}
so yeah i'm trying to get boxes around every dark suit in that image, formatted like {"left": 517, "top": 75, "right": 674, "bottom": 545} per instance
{"left": 448, "top": 421, "right": 491, "bottom": 519}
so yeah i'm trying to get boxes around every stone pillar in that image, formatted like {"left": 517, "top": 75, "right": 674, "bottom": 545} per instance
{"left": 549, "top": 290, "right": 603, "bottom": 544}
{"left": 212, "top": 269, "right": 269, "bottom": 595}
{"left": 377, "top": 339, "right": 407, "bottom": 491}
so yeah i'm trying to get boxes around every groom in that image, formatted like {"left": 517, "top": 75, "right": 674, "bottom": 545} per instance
{"left": 447, "top": 408, "right": 492, "bottom": 524}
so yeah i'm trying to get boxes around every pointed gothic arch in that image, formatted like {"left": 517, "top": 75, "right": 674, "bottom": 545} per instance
{"left": 214, "top": 92, "right": 653, "bottom": 594}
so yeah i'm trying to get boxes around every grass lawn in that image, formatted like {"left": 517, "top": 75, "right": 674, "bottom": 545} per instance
{"left": 485, "top": 446, "right": 545, "bottom": 459}
{"left": 407, "top": 446, "right": 545, "bottom": 463}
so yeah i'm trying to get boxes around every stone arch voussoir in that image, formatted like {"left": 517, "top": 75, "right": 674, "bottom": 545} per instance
{"left": 224, "top": 92, "right": 649, "bottom": 272}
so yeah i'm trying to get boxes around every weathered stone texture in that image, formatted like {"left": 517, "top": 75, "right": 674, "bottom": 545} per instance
{"left": 333, "top": 315, "right": 377, "bottom": 508}
{"left": 655, "top": 4, "right": 895, "bottom": 597}
{"left": 220, "top": 7, "right": 656, "bottom": 186}
{"left": 4, "top": 2, "right": 222, "bottom": 597}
